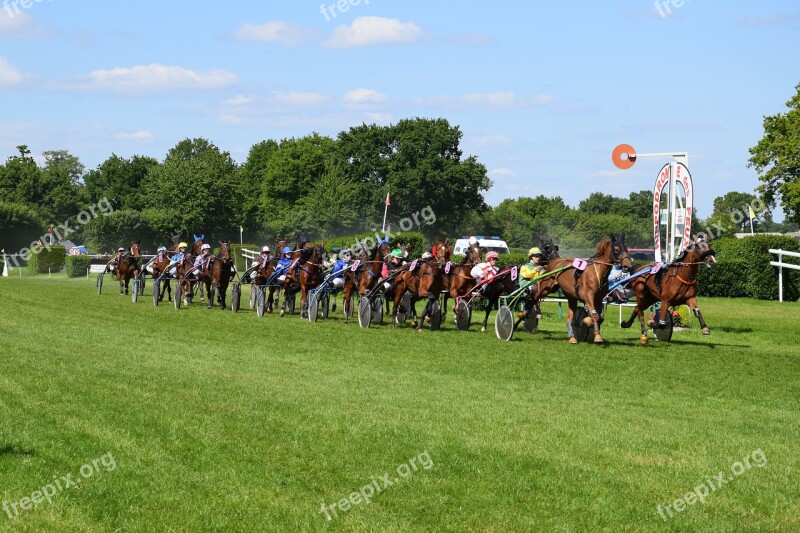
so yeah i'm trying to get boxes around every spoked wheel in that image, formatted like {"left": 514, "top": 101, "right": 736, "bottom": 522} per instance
{"left": 231, "top": 283, "right": 241, "bottom": 313}
{"left": 96, "top": 273, "right": 103, "bottom": 295}
{"left": 396, "top": 292, "right": 411, "bottom": 323}
{"left": 358, "top": 297, "right": 372, "bottom": 328}
{"left": 152, "top": 279, "right": 161, "bottom": 307}
{"left": 321, "top": 292, "right": 330, "bottom": 319}
{"left": 495, "top": 304, "right": 515, "bottom": 341}
{"left": 139, "top": 276, "right": 146, "bottom": 296}
{"left": 429, "top": 299, "right": 442, "bottom": 331}
{"left": 373, "top": 297, "right": 384, "bottom": 324}
{"left": 653, "top": 312, "right": 674, "bottom": 342}
{"left": 455, "top": 300, "right": 471, "bottom": 331}
{"left": 174, "top": 284, "right": 182, "bottom": 310}
{"left": 308, "top": 293, "right": 320, "bottom": 323}
{"left": 573, "top": 307, "right": 593, "bottom": 343}
{"left": 131, "top": 279, "right": 139, "bottom": 303}
{"left": 250, "top": 284, "right": 257, "bottom": 310}
{"left": 257, "top": 287, "right": 266, "bottom": 317}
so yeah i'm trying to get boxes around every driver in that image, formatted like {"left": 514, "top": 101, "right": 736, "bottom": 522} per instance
{"left": 332, "top": 248, "right": 352, "bottom": 290}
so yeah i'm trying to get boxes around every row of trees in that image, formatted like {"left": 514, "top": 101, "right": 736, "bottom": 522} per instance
{"left": 3, "top": 80, "right": 800, "bottom": 254}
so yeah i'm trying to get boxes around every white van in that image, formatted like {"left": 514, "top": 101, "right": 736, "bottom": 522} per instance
{"left": 453, "top": 236, "right": 510, "bottom": 255}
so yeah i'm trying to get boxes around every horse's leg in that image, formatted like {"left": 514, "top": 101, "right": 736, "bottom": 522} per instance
{"left": 417, "top": 297, "right": 433, "bottom": 332}
{"left": 117, "top": 270, "right": 124, "bottom": 295}
{"left": 206, "top": 278, "right": 213, "bottom": 309}
{"left": 687, "top": 296, "right": 710, "bottom": 335}
{"left": 566, "top": 301, "right": 577, "bottom": 344}
{"left": 481, "top": 294, "right": 494, "bottom": 332}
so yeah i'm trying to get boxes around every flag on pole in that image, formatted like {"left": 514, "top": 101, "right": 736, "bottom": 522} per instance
{"left": 748, "top": 205, "right": 756, "bottom": 234}
{"left": 385, "top": 193, "right": 391, "bottom": 206}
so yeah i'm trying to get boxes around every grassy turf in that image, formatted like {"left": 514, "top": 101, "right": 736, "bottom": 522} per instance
{"left": 0, "top": 274, "right": 798, "bottom": 531}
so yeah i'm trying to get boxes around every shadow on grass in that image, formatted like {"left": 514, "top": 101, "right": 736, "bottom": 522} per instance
{"left": 0, "top": 444, "right": 35, "bottom": 456}
{"left": 715, "top": 326, "right": 754, "bottom": 333}
{"left": 666, "top": 339, "right": 752, "bottom": 349}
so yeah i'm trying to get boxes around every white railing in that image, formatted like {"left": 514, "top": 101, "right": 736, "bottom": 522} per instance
{"left": 769, "top": 249, "right": 800, "bottom": 302}
{"left": 242, "top": 248, "right": 259, "bottom": 262}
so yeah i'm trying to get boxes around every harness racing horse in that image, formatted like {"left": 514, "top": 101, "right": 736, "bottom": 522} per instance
{"left": 151, "top": 247, "right": 172, "bottom": 302}
{"left": 356, "top": 239, "right": 392, "bottom": 297}
{"left": 533, "top": 235, "right": 633, "bottom": 344}
{"left": 175, "top": 250, "right": 198, "bottom": 307}
{"left": 621, "top": 236, "right": 716, "bottom": 342}
{"left": 442, "top": 241, "right": 482, "bottom": 321}
{"left": 114, "top": 241, "right": 141, "bottom": 295}
{"left": 291, "top": 242, "right": 327, "bottom": 319}
{"left": 514, "top": 237, "right": 562, "bottom": 326}
{"left": 202, "top": 240, "right": 234, "bottom": 310}
{"left": 390, "top": 255, "right": 447, "bottom": 332}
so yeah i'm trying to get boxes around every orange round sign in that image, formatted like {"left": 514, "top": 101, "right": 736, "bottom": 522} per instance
{"left": 612, "top": 144, "right": 637, "bottom": 170}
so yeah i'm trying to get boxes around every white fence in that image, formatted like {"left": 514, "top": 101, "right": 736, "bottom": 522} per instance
{"left": 769, "top": 249, "right": 800, "bottom": 302}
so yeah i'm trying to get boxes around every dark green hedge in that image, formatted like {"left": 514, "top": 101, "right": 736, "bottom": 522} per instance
{"left": 65, "top": 256, "right": 92, "bottom": 278}
{"left": 230, "top": 244, "right": 258, "bottom": 272}
{"left": 325, "top": 231, "right": 429, "bottom": 258}
{"left": 27, "top": 246, "right": 66, "bottom": 274}
{"left": 697, "top": 236, "right": 800, "bottom": 300}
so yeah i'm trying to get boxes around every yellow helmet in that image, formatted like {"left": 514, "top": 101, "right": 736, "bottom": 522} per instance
{"left": 528, "top": 247, "right": 542, "bottom": 257}
{"left": 178, "top": 242, "right": 188, "bottom": 249}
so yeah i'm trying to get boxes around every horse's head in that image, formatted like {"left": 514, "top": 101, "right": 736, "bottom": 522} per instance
{"left": 218, "top": 240, "right": 232, "bottom": 262}
{"left": 433, "top": 238, "right": 451, "bottom": 264}
{"left": 605, "top": 234, "right": 632, "bottom": 273}
{"left": 540, "top": 237, "right": 560, "bottom": 263}
{"left": 130, "top": 241, "right": 141, "bottom": 258}
{"left": 686, "top": 236, "right": 717, "bottom": 267}
{"left": 296, "top": 234, "right": 310, "bottom": 252}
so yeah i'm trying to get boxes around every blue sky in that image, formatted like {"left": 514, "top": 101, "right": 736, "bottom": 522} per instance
{"left": 1, "top": 0, "right": 798, "bottom": 219}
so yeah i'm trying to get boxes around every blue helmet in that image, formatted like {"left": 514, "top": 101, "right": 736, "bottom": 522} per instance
{"left": 282, "top": 246, "right": 293, "bottom": 255}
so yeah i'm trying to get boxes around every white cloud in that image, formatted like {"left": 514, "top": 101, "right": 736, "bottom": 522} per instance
{"left": 223, "top": 95, "right": 253, "bottom": 106}
{"left": 273, "top": 91, "right": 329, "bottom": 106}
{"left": 0, "top": 56, "right": 24, "bottom": 86}
{"left": 491, "top": 167, "right": 518, "bottom": 177}
{"left": 67, "top": 63, "right": 238, "bottom": 92}
{"left": 114, "top": 130, "right": 154, "bottom": 143}
{"left": 324, "top": 16, "right": 424, "bottom": 48}
{"left": 234, "top": 22, "right": 315, "bottom": 47}
{"left": 0, "top": 10, "right": 53, "bottom": 39}
{"left": 343, "top": 88, "right": 387, "bottom": 107}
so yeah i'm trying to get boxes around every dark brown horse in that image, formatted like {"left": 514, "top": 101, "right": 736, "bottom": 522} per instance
{"left": 151, "top": 248, "right": 172, "bottom": 302}
{"left": 533, "top": 235, "right": 633, "bottom": 344}
{"left": 390, "top": 254, "right": 447, "bottom": 331}
{"left": 203, "top": 240, "right": 234, "bottom": 309}
{"left": 621, "top": 236, "right": 716, "bottom": 342}
{"left": 175, "top": 250, "right": 197, "bottom": 307}
{"left": 442, "top": 240, "right": 482, "bottom": 320}
{"left": 291, "top": 242, "right": 326, "bottom": 319}
{"left": 114, "top": 241, "right": 141, "bottom": 295}
{"left": 356, "top": 241, "right": 393, "bottom": 297}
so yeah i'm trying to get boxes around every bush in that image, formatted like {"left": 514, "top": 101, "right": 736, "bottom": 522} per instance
{"left": 230, "top": 244, "right": 259, "bottom": 272}
{"left": 698, "top": 235, "right": 800, "bottom": 300}
{"left": 65, "top": 255, "right": 92, "bottom": 278}
{"left": 27, "top": 246, "right": 66, "bottom": 274}
{"left": 0, "top": 201, "right": 45, "bottom": 252}
{"left": 325, "top": 231, "right": 429, "bottom": 257}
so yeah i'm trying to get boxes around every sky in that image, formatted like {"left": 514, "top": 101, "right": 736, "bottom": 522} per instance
{"left": 1, "top": 0, "right": 799, "bottom": 220}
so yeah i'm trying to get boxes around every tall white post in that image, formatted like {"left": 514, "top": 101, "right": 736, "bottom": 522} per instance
{"left": 1, "top": 253, "right": 7, "bottom": 277}
{"left": 778, "top": 252, "right": 783, "bottom": 302}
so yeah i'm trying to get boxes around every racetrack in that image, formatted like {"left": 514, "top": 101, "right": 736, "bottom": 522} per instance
{"left": 1, "top": 275, "right": 798, "bottom": 530}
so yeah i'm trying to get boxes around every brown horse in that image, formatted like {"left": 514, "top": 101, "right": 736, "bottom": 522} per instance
{"left": 533, "top": 235, "right": 633, "bottom": 344}
{"left": 621, "top": 237, "right": 716, "bottom": 342}
{"left": 151, "top": 248, "right": 172, "bottom": 302}
{"left": 114, "top": 241, "right": 141, "bottom": 295}
{"left": 203, "top": 240, "right": 234, "bottom": 309}
{"left": 442, "top": 240, "right": 482, "bottom": 320}
{"left": 356, "top": 241, "right": 393, "bottom": 297}
{"left": 390, "top": 254, "right": 447, "bottom": 331}
{"left": 290, "top": 242, "right": 326, "bottom": 319}
{"left": 175, "top": 250, "right": 197, "bottom": 307}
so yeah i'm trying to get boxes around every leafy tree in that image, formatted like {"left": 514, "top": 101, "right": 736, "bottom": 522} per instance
{"left": 0, "top": 145, "right": 46, "bottom": 214}
{"left": 142, "top": 138, "right": 243, "bottom": 241}
{"left": 749, "top": 82, "right": 800, "bottom": 224}
{"left": 238, "top": 140, "right": 279, "bottom": 237}
{"left": 83, "top": 154, "right": 159, "bottom": 210}
{"left": 82, "top": 209, "right": 153, "bottom": 253}
{"left": 704, "top": 191, "right": 769, "bottom": 237}
{"left": 40, "top": 150, "right": 88, "bottom": 223}
{"left": 0, "top": 201, "right": 45, "bottom": 252}
{"left": 289, "top": 162, "right": 364, "bottom": 237}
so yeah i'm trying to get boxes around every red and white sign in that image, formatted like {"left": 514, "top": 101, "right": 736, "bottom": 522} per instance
{"left": 653, "top": 162, "right": 693, "bottom": 263}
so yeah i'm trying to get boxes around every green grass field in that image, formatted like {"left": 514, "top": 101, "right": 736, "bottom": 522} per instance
{"left": 1, "top": 274, "right": 799, "bottom": 531}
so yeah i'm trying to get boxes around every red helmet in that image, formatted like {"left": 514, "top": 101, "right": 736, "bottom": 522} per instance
{"left": 486, "top": 251, "right": 499, "bottom": 261}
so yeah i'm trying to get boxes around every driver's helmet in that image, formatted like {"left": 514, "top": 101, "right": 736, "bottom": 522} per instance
{"left": 282, "top": 246, "right": 293, "bottom": 256}
{"left": 391, "top": 248, "right": 404, "bottom": 259}
{"left": 486, "top": 251, "right": 499, "bottom": 261}
{"left": 157, "top": 245, "right": 167, "bottom": 252}
{"left": 421, "top": 251, "right": 433, "bottom": 259}
{"left": 261, "top": 245, "right": 271, "bottom": 254}
{"left": 178, "top": 242, "right": 188, "bottom": 250}
{"left": 117, "top": 247, "right": 125, "bottom": 253}
{"left": 528, "top": 247, "right": 542, "bottom": 258}
{"left": 201, "top": 244, "right": 211, "bottom": 252}
{"left": 341, "top": 248, "right": 351, "bottom": 259}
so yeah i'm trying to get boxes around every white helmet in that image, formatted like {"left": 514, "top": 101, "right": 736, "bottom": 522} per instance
{"left": 157, "top": 245, "right": 167, "bottom": 252}
{"left": 261, "top": 245, "right": 271, "bottom": 253}
{"left": 201, "top": 244, "right": 211, "bottom": 251}
{"left": 468, "top": 236, "right": 478, "bottom": 246}
{"left": 421, "top": 251, "right": 433, "bottom": 259}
